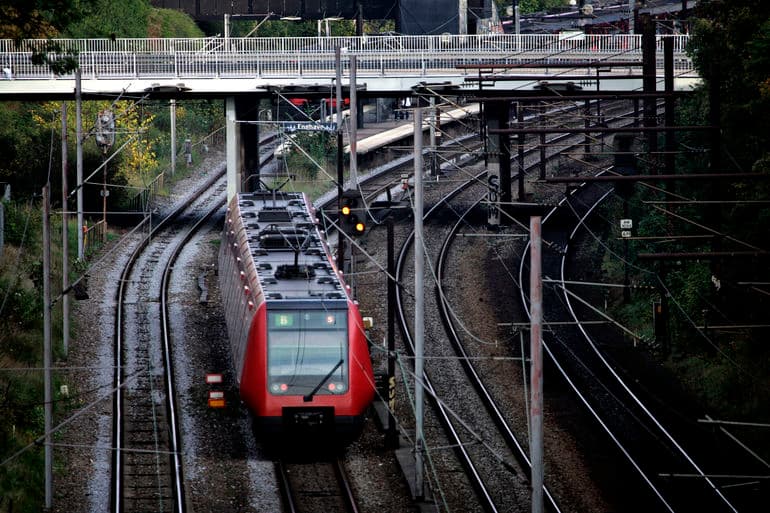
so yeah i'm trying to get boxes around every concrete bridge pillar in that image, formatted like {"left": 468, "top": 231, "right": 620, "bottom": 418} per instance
{"left": 226, "top": 96, "right": 262, "bottom": 202}
{"left": 485, "top": 100, "right": 512, "bottom": 226}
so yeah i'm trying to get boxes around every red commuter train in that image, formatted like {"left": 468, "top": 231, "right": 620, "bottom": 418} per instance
{"left": 218, "top": 189, "right": 375, "bottom": 440}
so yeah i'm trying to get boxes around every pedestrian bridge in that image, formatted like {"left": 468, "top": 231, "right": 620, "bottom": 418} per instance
{"left": 0, "top": 33, "right": 698, "bottom": 99}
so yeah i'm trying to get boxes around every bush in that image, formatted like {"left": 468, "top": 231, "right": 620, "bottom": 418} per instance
{"left": 1, "top": 200, "right": 40, "bottom": 247}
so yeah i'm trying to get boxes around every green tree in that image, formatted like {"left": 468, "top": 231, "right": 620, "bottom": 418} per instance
{"left": 65, "top": 0, "right": 203, "bottom": 39}
{"left": 0, "top": 0, "right": 97, "bottom": 74}
{"left": 494, "top": 0, "right": 569, "bottom": 15}
{"left": 0, "top": 104, "right": 52, "bottom": 196}
{"left": 688, "top": 0, "right": 770, "bottom": 172}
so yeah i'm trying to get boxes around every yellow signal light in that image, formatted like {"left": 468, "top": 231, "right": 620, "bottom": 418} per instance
{"left": 355, "top": 221, "right": 366, "bottom": 233}
{"left": 341, "top": 205, "right": 352, "bottom": 216}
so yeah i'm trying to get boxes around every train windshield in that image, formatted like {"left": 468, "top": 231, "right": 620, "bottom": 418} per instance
{"left": 267, "top": 309, "right": 348, "bottom": 396}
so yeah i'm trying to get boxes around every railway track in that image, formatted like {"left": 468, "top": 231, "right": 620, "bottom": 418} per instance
{"left": 386, "top": 101, "right": 649, "bottom": 511}
{"left": 563, "top": 191, "right": 769, "bottom": 511}
{"left": 514, "top": 168, "right": 750, "bottom": 512}
{"left": 112, "top": 168, "right": 226, "bottom": 512}
{"left": 530, "top": 168, "right": 764, "bottom": 511}
{"left": 277, "top": 457, "right": 360, "bottom": 513}
{"left": 105, "top": 97, "right": 659, "bottom": 512}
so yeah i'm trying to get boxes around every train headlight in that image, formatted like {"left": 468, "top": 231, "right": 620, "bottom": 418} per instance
{"left": 271, "top": 383, "right": 289, "bottom": 393}
{"left": 329, "top": 382, "right": 345, "bottom": 393}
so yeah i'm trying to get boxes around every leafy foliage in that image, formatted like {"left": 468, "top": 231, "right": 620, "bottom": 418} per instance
{"left": 146, "top": 8, "right": 205, "bottom": 38}
{"left": 64, "top": 0, "right": 151, "bottom": 39}
{"left": 0, "top": 104, "right": 53, "bottom": 196}
{"left": 113, "top": 102, "right": 159, "bottom": 182}
{"left": 688, "top": 0, "right": 770, "bottom": 171}
{"left": 0, "top": 3, "right": 211, "bottom": 508}
{"left": 0, "top": 1, "right": 92, "bottom": 39}
{"left": 0, "top": 1, "right": 96, "bottom": 74}
{"left": 494, "top": 0, "right": 569, "bottom": 15}
{"left": 65, "top": 0, "right": 203, "bottom": 39}
{"left": 284, "top": 131, "right": 336, "bottom": 182}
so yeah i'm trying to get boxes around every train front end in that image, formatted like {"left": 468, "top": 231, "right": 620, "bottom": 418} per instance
{"left": 239, "top": 298, "right": 374, "bottom": 442}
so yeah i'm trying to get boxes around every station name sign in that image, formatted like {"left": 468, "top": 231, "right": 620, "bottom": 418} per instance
{"left": 283, "top": 121, "right": 337, "bottom": 133}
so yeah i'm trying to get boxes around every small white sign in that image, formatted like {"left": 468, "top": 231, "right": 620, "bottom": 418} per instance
{"left": 620, "top": 219, "right": 633, "bottom": 229}
{"left": 621, "top": 230, "right": 632, "bottom": 238}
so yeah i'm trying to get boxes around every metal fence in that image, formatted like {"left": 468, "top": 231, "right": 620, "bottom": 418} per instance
{"left": 0, "top": 34, "right": 694, "bottom": 81}
{"left": 128, "top": 172, "right": 165, "bottom": 213}
{"left": 83, "top": 219, "right": 105, "bottom": 257}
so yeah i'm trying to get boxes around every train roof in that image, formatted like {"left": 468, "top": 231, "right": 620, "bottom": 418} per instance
{"left": 234, "top": 189, "right": 349, "bottom": 305}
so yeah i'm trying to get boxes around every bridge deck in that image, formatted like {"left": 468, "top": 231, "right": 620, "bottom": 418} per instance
{"left": 0, "top": 34, "right": 698, "bottom": 98}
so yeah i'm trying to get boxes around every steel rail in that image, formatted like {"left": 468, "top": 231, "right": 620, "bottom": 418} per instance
{"left": 421, "top": 107, "right": 644, "bottom": 509}
{"left": 386, "top": 120, "right": 603, "bottom": 511}
{"left": 395, "top": 169, "right": 500, "bottom": 512}
{"left": 385, "top": 99, "right": 645, "bottom": 510}
{"left": 519, "top": 171, "right": 674, "bottom": 513}
{"left": 517, "top": 172, "right": 682, "bottom": 511}
{"left": 160, "top": 192, "right": 227, "bottom": 513}
{"left": 276, "top": 458, "right": 361, "bottom": 513}
{"left": 276, "top": 460, "right": 298, "bottom": 513}
{"left": 556, "top": 176, "right": 741, "bottom": 512}
{"left": 435, "top": 193, "right": 563, "bottom": 513}
{"left": 112, "top": 167, "right": 225, "bottom": 513}
{"left": 333, "top": 457, "right": 361, "bottom": 513}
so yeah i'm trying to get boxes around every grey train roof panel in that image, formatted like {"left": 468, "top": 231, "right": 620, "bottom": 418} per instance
{"left": 237, "top": 190, "right": 347, "bottom": 301}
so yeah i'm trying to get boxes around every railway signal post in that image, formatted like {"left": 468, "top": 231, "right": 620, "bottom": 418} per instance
{"left": 339, "top": 189, "right": 366, "bottom": 238}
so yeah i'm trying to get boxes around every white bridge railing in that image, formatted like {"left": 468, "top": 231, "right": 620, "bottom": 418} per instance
{"left": 1, "top": 34, "right": 693, "bottom": 81}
